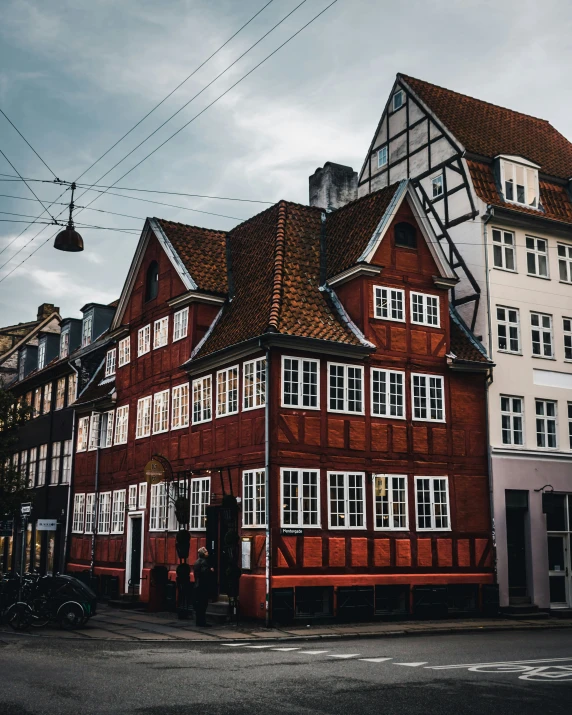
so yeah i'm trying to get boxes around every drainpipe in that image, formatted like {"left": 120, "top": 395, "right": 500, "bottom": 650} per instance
{"left": 62, "top": 360, "right": 79, "bottom": 572}
{"left": 90, "top": 415, "right": 101, "bottom": 580}
{"left": 264, "top": 346, "right": 271, "bottom": 628}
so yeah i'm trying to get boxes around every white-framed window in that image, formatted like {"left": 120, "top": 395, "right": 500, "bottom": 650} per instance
{"left": 500, "top": 395, "right": 524, "bottom": 446}
{"left": 33, "top": 388, "right": 42, "bottom": 416}
{"left": 328, "top": 472, "right": 366, "bottom": 529}
{"left": 100, "top": 410, "right": 115, "bottom": 448}
{"left": 243, "top": 358, "right": 266, "bottom": 411}
{"left": 105, "top": 349, "right": 116, "bottom": 377}
{"left": 67, "top": 373, "right": 77, "bottom": 406}
{"left": 77, "top": 416, "right": 89, "bottom": 452}
{"left": 37, "top": 340, "right": 45, "bottom": 369}
{"left": 114, "top": 405, "right": 129, "bottom": 445}
{"left": 136, "top": 396, "right": 152, "bottom": 438}
{"left": 411, "top": 292, "right": 440, "bottom": 327}
{"left": 192, "top": 376, "right": 212, "bottom": 424}
{"left": 60, "top": 329, "right": 70, "bottom": 359}
{"left": 55, "top": 377, "right": 66, "bottom": 410}
{"left": 282, "top": 356, "right": 319, "bottom": 409}
{"left": 526, "top": 236, "right": 549, "bottom": 277}
{"left": 492, "top": 228, "right": 516, "bottom": 271}
{"left": 190, "top": 477, "right": 211, "bottom": 530}
{"left": 568, "top": 403, "right": 572, "bottom": 450}
{"left": 42, "top": 383, "right": 52, "bottom": 414}
{"left": 377, "top": 146, "right": 388, "bottom": 168}
{"left": 415, "top": 476, "right": 450, "bottom": 530}
{"left": 280, "top": 469, "right": 320, "bottom": 527}
{"left": 128, "top": 485, "right": 138, "bottom": 511}
{"left": 564, "top": 318, "right": 572, "bottom": 361}
{"left": 373, "top": 286, "right": 404, "bottom": 322}
{"left": 137, "top": 325, "right": 151, "bottom": 356}
{"left": 371, "top": 368, "right": 405, "bottom": 418}
{"left": 412, "top": 373, "right": 445, "bottom": 422}
{"left": 173, "top": 307, "right": 189, "bottom": 342}
{"left": 531, "top": 312, "right": 553, "bottom": 358}
{"left": 149, "top": 482, "right": 167, "bottom": 531}
{"left": 558, "top": 243, "right": 572, "bottom": 283}
{"left": 50, "top": 442, "right": 61, "bottom": 485}
{"left": 72, "top": 494, "right": 85, "bottom": 533}
{"left": 19, "top": 451, "right": 28, "bottom": 484}
{"left": 432, "top": 174, "right": 444, "bottom": 198}
{"left": 152, "top": 390, "right": 169, "bottom": 434}
{"left": 85, "top": 493, "right": 96, "bottom": 534}
{"left": 111, "top": 490, "right": 126, "bottom": 534}
{"left": 118, "top": 336, "right": 131, "bottom": 367}
{"left": 81, "top": 314, "right": 93, "bottom": 347}
{"left": 171, "top": 383, "right": 189, "bottom": 429}
{"left": 98, "top": 492, "right": 112, "bottom": 534}
{"left": 328, "top": 363, "right": 364, "bottom": 414}
{"left": 373, "top": 474, "right": 408, "bottom": 530}
{"left": 61, "top": 440, "right": 72, "bottom": 484}
{"left": 500, "top": 159, "right": 538, "bottom": 207}
{"left": 153, "top": 317, "right": 169, "bottom": 349}
{"left": 138, "top": 482, "right": 147, "bottom": 510}
{"left": 167, "top": 483, "right": 178, "bottom": 531}
{"left": 392, "top": 89, "right": 404, "bottom": 111}
{"left": 88, "top": 412, "right": 100, "bottom": 451}
{"left": 216, "top": 365, "right": 239, "bottom": 417}
{"left": 28, "top": 448, "right": 37, "bottom": 488}
{"left": 536, "top": 399, "right": 557, "bottom": 449}
{"left": 496, "top": 306, "right": 521, "bottom": 353}
{"left": 242, "top": 470, "right": 266, "bottom": 527}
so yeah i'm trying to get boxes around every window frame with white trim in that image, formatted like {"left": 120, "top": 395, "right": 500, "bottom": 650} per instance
{"left": 242, "top": 470, "right": 266, "bottom": 528}
{"left": 281, "top": 356, "right": 319, "bottom": 409}
{"left": 328, "top": 362, "right": 364, "bottom": 415}
{"left": 190, "top": 477, "right": 211, "bottom": 531}
{"left": 530, "top": 312, "right": 554, "bottom": 358}
{"left": 371, "top": 367, "right": 405, "bottom": 419}
{"left": 135, "top": 396, "right": 152, "bottom": 439}
{"left": 327, "top": 471, "right": 366, "bottom": 530}
{"left": 491, "top": 228, "right": 516, "bottom": 272}
{"left": 173, "top": 307, "right": 189, "bottom": 342}
{"left": 411, "top": 373, "right": 445, "bottom": 422}
{"left": 216, "top": 365, "right": 239, "bottom": 418}
{"left": 99, "top": 410, "right": 115, "bottom": 449}
{"left": 500, "top": 395, "right": 524, "bottom": 446}
{"left": 192, "top": 375, "right": 212, "bottom": 424}
{"left": 535, "top": 399, "right": 558, "bottom": 449}
{"left": 111, "top": 489, "right": 126, "bottom": 534}
{"left": 118, "top": 336, "right": 131, "bottom": 367}
{"left": 171, "top": 383, "right": 189, "bottom": 430}
{"left": 415, "top": 476, "right": 451, "bottom": 531}
{"left": 72, "top": 493, "right": 85, "bottom": 533}
{"left": 280, "top": 468, "right": 320, "bottom": 528}
{"left": 153, "top": 316, "right": 169, "bottom": 349}
{"left": 114, "top": 405, "right": 129, "bottom": 445}
{"left": 152, "top": 389, "right": 170, "bottom": 434}
{"left": 373, "top": 474, "right": 408, "bottom": 531}
{"left": 105, "top": 349, "right": 116, "bottom": 377}
{"left": 137, "top": 325, "right": 151, "bottom": 356}
{"left": 98, "top": 491, "right": 112, "bottom": 535}
{"left": 410, "top": 291, "right": 440, "bottom": 327}
{"left": 496, "top": 306, "right": 521, "bottom": 354}
{"left": 77, "top": 416, "right": 89, "bottom": 452}
{"left": 149, "top": 482, "right": 167, "bottom": 531}
{"left": 564, "top": 317, "right": 572, "bottom": 362}
{"left": 243, "top": 357, "right": 266, "bottom": 411}
{"left": 558, "top": 243, "right": 572, "bottom": 283}
{"left": 526, "top": 236, "right": 549, "bottom": 278}
{"left": 373, "top": 286, "right": 405, "bottom": 322}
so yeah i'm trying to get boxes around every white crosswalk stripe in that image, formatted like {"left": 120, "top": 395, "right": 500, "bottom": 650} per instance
{"left": 221, "top": 643, "right": 248, "bottom": 647}
{"left": 244, "top": 645, "right": 274, "bottom": 649}
{"left": 272, "top": 647, "right": 300, "bottom": 651}
{"left": 328, "top": 654, "right": 361, "bottom": 659}
{"left": 394, "top": 662, "right": 428, "bottom": 667}
{"left": 299, "top": 650, "right": 330, "bottom": 655}
{"left": 360, "top": 658, "right": 393, "bottom": 663}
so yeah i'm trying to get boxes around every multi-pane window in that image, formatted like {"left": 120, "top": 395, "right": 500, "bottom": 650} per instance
{"left": 500, "top": 396, "right": 524, "bottom": 446}
{"left": 100, "top": 410, "right": 115, "bottom": 448}
{"left": 216, "top": 366, "right": 239, "bottom": 417}
{"left": 33, "top": 388, "right": 42, "bottom": 416}
{"left": 173, "top": 308, "right": 189, "bottom": 342}
{"left": 377, "top": 145, "right": 388, "bottom": 168}
{"left": 190, "top": 478, "right": 211, "bottom": 530}
{"left": 88, "top": 412, "right": 100, "bottom": 451}
{"left": 568, "top": 403, "right": 572, "bottom": 450}
{"left": 85, "top": 494, "right": 96, "bottom": 534}
{"left": 50, "top": 442, "right": 61, "bottom": 485}
{"left": 19, "top": 451, "right": 27, "bottom": 485}
{"left": 114, "top": 405, "right": 129, "bottom": 445}
{"left": 171, "top": 384, "right": 189, "bottom": 429}
{"left": 37, "top": 341, "right": 46, "bottom": 370}
{"left": 415, "top": 477, "right": 450, "bottom": 530}
{"left": 281, "top": 469, "right": 320, "bottom": 527}
{"left": 77, "top": 416, "right": 89, "bottom": 452}
{"left": 492, "top": 229, "right": 516, "bottom": 270}
{"left": 411, "top": 292, "right": 440, "bottom": 327}
{"left": 153, "top": 317, "right": 169, "bottom": 349}
{"left": 149, "top": 482, "right": 167, "bottom": 531}
{"left": 373, "top": 474, "right": 408, "bottom": 530}
{"left": 61, "top": 441, "right": 72, "bottom": 484}
{"left": 531, "top": 312, "right": 553, "bottom": 358}
{"left": 98, "top": 492, "right": 112, "bottom": 534}
{"left": 111, "top": 490, "right": 126, "bottom": 534}
{"left": 60, "top": 329, "right": 70, "bottom": 359}
{"left": 558, "top": 244, "right": 572, "bottom": 283}
{"left": 371, "top": 368, "right": 404, "bottom": 418}
{"left": 72, "top": 494, "right": 85, "bottom": 533}
{"left": 138, "top": 482, "right": 147, "bottom": 510}
{"left": 563, "top": 318, "right": 572, "bottom": 361}
{"left": 501, "top": 159, "right": 538, "bottom": 207}
{"left": 42, "top": 383, "right": 52, "bottom": 414}
{"left": 128, "top": 485, "right": 138, "bottom": 511}
{"left": 105, "top": 349, "right": 116, "bottom": 377}
{"left": 138, "top": 325, "right": 151, "bottom": 356}
{"left": 152, "top": 390, "right": 169, "bottom": 434}
{"left": 28, "top": 448, "right": 37, "bottom": 488}
{"left": 432, "top": 174, "right": 444, "bottom": 198}
{"left": 37, "top": 444, "right": 47, "bottom": 487}
{"left": 243, "top": 470, "right": 266, "bottom": 527}
{"left": 192, "top": 376, "right": 212, "bottom": 424}
{"left": 526, "top": 237, "right": 549, "bottom": 277}
{"left": 55, "top": 377, "right": 66, "bottom": 410}
{"left": 243, "top": 358, "right": 266, "bottom": 410}
{"left": 536, "top": 399, "right": 557, "bottom": 449}
{"left": 392, "top": 90, "right": 404, "bottom": 110}
{"left": 282, "top": 357, "right": 319, "bottom": 408}
{"left": 136, "top": 396, "right": 152, "bottom": 438}
{"left": 118, "top": 337, "right": 131, "bottom": 367}
{"left": 328, "top": 472, "right": 365, "bottom": 529}
{"left": 411, "top": 374, "right": 445, "bottom": 421}
{"left": 374, "top": 286, "right": 404, "bottom": 322}
{"left": 328, "top": 363, "right": 364, "bottom": 414}
{"left": 67, "top": 373, "right": 77, "bottom": 405}
{"left": 81, "top": 314, "right": 93, "bottom": 347}
{"left": 496, "top": 307, "right": 521, "bottom": 353}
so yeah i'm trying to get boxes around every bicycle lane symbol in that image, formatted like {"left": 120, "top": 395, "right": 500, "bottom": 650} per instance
{"left": 467, "top": 663, "right": 572, "bottom": 682}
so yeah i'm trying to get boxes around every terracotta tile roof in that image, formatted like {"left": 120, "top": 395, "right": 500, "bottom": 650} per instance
{"left": 449, "top": 308, "right": 491, "bottom": 365}
{"left": 400, "top": 74, "right": 572, "bottom": 180}
{"left": 155, "top": 219, "right": 228, "bottom": 294}
{"left": 326, "top": 184, "right": 400, "bottom": 278}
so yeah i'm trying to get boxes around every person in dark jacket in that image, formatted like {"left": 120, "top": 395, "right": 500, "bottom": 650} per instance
{"left": 193, "top": 547, "right": 214, "bottom": 627}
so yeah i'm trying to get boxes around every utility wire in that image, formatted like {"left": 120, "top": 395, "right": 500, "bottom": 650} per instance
{"left": 0, "top": 108, "right": 60, "bottom": 180}
{"left": 0, "top": 148, "right": 59, "bottom": 223}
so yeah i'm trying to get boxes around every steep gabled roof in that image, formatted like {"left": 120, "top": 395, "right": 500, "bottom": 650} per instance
{"left": 74, "top": 361, "right": 115, "bottom": 408}
{"left": 449, "top": 307, "right": 491, "bottom": 366}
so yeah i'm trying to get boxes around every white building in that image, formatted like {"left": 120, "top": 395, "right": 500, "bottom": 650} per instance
{"left": 357, "top": 74, "right": 572, "bottom": 610}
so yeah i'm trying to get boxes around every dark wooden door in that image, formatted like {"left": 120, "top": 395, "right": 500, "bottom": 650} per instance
{"left": 506, "top": 508, "right": 528, "bottom": 599}
{"left": 130, "top": 517, "right": 142, "bottom": 589}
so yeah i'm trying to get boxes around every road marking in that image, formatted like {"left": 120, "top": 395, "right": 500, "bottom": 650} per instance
{"left": 428, "top": 656, "right": 572, "bottom": 670}
{"left": 298, "top": 650, "right": 330, "bottom": 655}
{"left": 328, "top": 654, "right": 360, "bottom": 659}
{"left": 272, "top": 647, "right": 300, "bottom": 652}
{"left": 244, "top": 645, "right": 274, "bottom": 649}
{"left": 394, "top": 662, "right": 428, "bottom": 667}
{"left": 360, "top": 658, "right": 393, "bottom": 663}
{"left": 221, "top": 643, "right": 249, "bottom": 647}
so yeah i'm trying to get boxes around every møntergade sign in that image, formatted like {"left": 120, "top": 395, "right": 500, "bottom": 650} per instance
{"left": 144, "top": 459, "right": 165, "bottom": 485}
{"left": 36, "top": 519, "right": 58, "bottom": 531}
{"left": 280, "top": 528, "right": 303, "bottom": 536}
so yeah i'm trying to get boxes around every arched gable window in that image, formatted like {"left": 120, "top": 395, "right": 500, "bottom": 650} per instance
{"left": 145, "top": 260, "right": 159, "bottom": 301}
{"left": 394, "top": 222, "right": 417, "bottom": 249}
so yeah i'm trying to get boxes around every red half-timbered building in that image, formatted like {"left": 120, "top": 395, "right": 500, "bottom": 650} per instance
{"left": 68, "top": 179, "right": 494, "bottom": 622}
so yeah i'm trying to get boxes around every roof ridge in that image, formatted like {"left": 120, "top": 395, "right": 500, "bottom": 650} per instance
{"left": 267, "top": 201, "right": 287, "bottom": 332}
{"left": 330, "top": 181, "right": 403, "bottom": 215}
{"left": 154, "top": 217, "right": 227, "bottom": 236}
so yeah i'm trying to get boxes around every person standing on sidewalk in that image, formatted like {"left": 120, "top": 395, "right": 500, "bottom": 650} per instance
{"left": 193, "top": 547, "right": 214, "bottom": 627}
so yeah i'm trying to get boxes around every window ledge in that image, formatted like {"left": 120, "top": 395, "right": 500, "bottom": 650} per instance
{"left": 492, "top": 266, "right": 518, "bottom": 274}
{"left": 526, "top": 273, "right": 551, "bottom": 281}
{"left": 243, "top": 404, "right": 266, "bottom": 413}
{"left": 371, "top": 414, "right": 406, "bottom": 421}
{"left": 531, "top": 355, "right": 556, "bottom": 361}
{"left": 171, "top": 423, "right": 190, "bottom": 431}
{"left": 497, "top": 350, "right": 523, "bottom": 356}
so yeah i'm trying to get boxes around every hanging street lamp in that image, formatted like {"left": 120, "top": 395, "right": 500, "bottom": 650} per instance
{"left": 54, "top": 182, "right": 84, "bottom": 252}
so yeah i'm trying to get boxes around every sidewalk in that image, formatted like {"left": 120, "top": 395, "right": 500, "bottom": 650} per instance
{"left": 2, "top": 604, "right": 572, "bottom": 643}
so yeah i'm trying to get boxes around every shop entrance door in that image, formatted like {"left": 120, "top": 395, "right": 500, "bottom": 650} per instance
{"left": 506, "top": 490, "right": 529, "bottom": 601}
{"left": 547, "top": 535, "right": 569, "bottom": 607}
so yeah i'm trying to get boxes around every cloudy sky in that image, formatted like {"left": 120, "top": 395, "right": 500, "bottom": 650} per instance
{"left": 1, "top": 0, "right": 571, "bottom": 324}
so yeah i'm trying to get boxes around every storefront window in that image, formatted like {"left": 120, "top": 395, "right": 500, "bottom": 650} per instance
{"left": 46, "top": 531, "right": 56, "bottom": 574}
{"left": 546, "top": 494, "right": 567, "bottom": 532}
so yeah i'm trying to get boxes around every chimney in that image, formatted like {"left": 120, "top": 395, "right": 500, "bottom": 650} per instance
{"left": 309, "top": 162, "right": 357, "bottom": 211}
{"left": 37, "top": 303, "right": 59, "bottom": 321}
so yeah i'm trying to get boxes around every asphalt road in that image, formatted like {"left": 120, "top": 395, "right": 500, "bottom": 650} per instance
{"left": 1, "top": 628, "right": 571, "bottom": 714}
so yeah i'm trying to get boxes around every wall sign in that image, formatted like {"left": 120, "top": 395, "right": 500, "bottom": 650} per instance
{"left": 144, "top": 459, "right": 165, "bottom": 485}
{"left": 280, "top": 528, "right": 303, "bottom": 536}
{"left": 36, "top": 519, "right": 58, "bottom": 531}
{"left": 241, "top": 537, "right": 252, "bottom": 570}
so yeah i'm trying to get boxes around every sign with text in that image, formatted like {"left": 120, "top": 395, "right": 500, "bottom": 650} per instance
{"left": 0, "top": 519, "right": 13, "bottom": 537}
{"left": 36, "top": 519, "right": 58, "bottom": 531}
{"left": 280, "top": 528, "right": 303, "bottom": 536}
{"left": 144, "top": 459, "right": 165, "bottom": 485}
{"left": 241, "top": 538, "right": 252, "bottom": 571}
{"left": 20, "top": 502, "right": 31, "bottom": 515}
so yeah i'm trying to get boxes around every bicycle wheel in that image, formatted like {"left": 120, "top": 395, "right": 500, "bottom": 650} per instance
{"left": 6, "top": 602, "right": 32, "bottom": 631}
{"left": 58, "top": 602, "right": 84, "bottom": 630}
{"left": 29, "top": 597, "right": 50, "bottom": 628}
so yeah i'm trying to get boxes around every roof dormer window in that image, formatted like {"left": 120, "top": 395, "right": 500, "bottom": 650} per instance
{"left": 37, "top": 340, "right": 46, "bottom": 370}
{"left": 499, "top": 156, "right": 539, "bottom": 208}
{"left": 82, "top": 312, "right": 93, "bottom": 347}
{"left": 60, "top": 328, "right": 70, "bottom": 359}
{"left": 18, "top": 350, "right": 26, "bottom": 381}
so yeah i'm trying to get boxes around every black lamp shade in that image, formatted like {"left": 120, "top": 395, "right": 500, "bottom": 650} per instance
{"left": 54, "top": 225, "right": 84, "bottom": 252}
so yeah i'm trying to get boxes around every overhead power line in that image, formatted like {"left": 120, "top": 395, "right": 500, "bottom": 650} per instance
{"left": 0, "top": 148, "right": 58, "bottom": 223}
{"left": 0, "top": 108, "right": 60, "bottom": 180}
